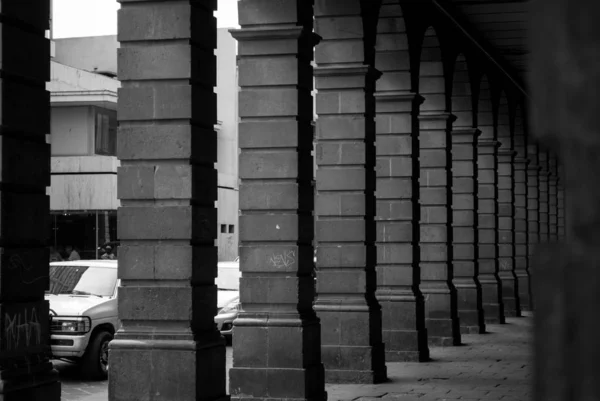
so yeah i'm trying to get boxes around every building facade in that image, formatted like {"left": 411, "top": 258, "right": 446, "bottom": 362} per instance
{"left": 0, "top": 1, "right": 594, "bottom": 401}
{"left": 48, "top": 31, "right": 239, "bottom": 261}
{"left": 48, "top": 51, "right": 120, "bottom": 259}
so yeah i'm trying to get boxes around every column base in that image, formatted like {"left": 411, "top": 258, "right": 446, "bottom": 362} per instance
{"left": 455, "top": 285, "right": 486, "bottom": 334}
{"left": 322, "top": 344, "right": 387, "bottom": 384}
{"left": 109, "top": 336, "right": 228, "bottom": 401}
{"left": 480, "top": 279, "right": 506, "bottom": 324}
{"left": 386, "top": 349, "right": 430, "bottom": 362}
{"left": 0, "top": 362, "right": 61, "bottom": 401}
{"left": 500, "top": 275, "right": 522, "bottom": 317}
{"left": 483, "top": 306, "right": 506, "bottom": 325}
{"left": 379, "top": 294, "right": 429, "bottom": 362}
{"left": 426, "top": 318, "right": 462, "bottom": 346}
{"left": 516, "top": 273, "right": 533, "bottom": 311}
{"left": 457, "top": 309, "right": 486, "bottom": 334}
{"left": 230, "top": 367, "right": 327, "bottom": 401}
{"left": 503, "top": 304, "right": 522, "bottom": 317}
{"left": 383, "top": 329, "right": 430, "bottom": 362}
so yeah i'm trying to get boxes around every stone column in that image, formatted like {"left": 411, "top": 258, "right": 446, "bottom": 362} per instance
{"left": 477, "top": 138, "right": 505, "bottom": 324}
{"left": 514, "top": 155, "right": 532, "bottom": 311}
{"left": 228, "top": 1, "right": 327, "bottom": 400}
{"left": 111, "top": 2, "right": 227, "bottom": 400}
{"left": 526, "top": 143, "right": 540, "bottom": 309}
{"left": 497, "top": 114, "right": 520, "bottom": 317}
{"left": 419, "top": 112, "right": 462, "bottom": 346}
{"left": 512, "top": 114, "right": 531, "bottom": 311}
{"left": 497, "top": 147, "right": 520, "bottom": 317}
{"left": 452, "top": 129, "right": 486, "bottom": 334}
{"left": 314, "top": 0, "right": 387, "bottom": 384}
{"left": 0, "top": 2, "right": 61, "bottom": 399}
{"left": 548, "top": 154, "right": 559, "bottom": 242}
{"left": 557, "top": 162, "right": 566, "bottom": 240}
{"left": 538, "top": 150, "right": 550, "bottom": 243}
{"left": 375, "top": 91, "right": 429, "bottom": 362}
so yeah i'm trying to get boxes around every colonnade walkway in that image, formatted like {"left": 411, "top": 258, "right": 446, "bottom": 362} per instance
{"left": 328, "top": 314, "right": 532, "bottom": 401}
{"left": 61, "top": 314, "right": 531, "bottom": 401}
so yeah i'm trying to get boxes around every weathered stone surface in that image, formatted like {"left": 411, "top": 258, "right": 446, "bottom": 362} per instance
{"left": 538, "top": 150, "right": 551, "bottom": 243}
{"left": 314, "top": 0, "right": 387, "bottom": 384}
{"left": 477, "top": 139, "right": 505, "bottom": 324}
{"left": 375, "top": 89, "right": 429, "bottom": 361}
{"left": 418, "top": 113, "right": 461, "bottom": 347}
{"left": 452, "top": 129, "right": 485, "bottom": 334}
{"left": 0, "top": 2, "right": 60, "bottom": 399}
{"left": 111, "top": 2, "right": 226, "bottom": 400}
{"left": 229, "top": 1, "right": 327, "bottom": 399}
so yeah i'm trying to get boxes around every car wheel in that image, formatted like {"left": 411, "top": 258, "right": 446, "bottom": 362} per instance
{"left": 81, "top": 330, "right": 112, "bottom": 380}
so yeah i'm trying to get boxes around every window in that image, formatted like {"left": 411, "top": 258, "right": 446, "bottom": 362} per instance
{"left": 48, "top": 265, "right": 117, "bottom": 297}
{"left": 221, "top": 224, "right": 227, "bottom": 233}
{"left": 95, "top": 108, "right": 117, "bottom": 156}
{"left": 228, "top": 225, "right": 235, "bottom": 234}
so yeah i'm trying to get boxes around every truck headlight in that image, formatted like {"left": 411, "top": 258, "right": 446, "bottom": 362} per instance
{"left": 51, "top": 316, "right": 92, "bottom": 335}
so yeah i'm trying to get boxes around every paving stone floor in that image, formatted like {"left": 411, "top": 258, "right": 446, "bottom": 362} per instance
{"left": 59, "top": 313, "right": 532, "bottom": 401}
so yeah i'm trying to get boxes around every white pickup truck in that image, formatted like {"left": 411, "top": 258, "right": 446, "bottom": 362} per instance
{"left": 47, "top": 259, "right": 240, "bottom": 379}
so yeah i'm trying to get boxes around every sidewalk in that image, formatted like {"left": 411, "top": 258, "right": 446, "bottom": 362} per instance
{"left": 61, "top": 313, "right": 532, "bottom": 401}
{"left": 328, "top": 313, "right": 532, "bottom": 401}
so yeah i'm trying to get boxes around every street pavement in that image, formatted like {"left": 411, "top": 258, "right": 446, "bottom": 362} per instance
{"left": 60, "top": 314, "right": 532, "bottom": 401}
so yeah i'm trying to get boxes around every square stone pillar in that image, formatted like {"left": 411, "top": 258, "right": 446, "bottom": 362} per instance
{"left": 373, "top": 0, "right": 429, "bottom": 364}
{"left": 451, "top": 129, "right": 486, "bottom": 334}
{"left": 477, "top": 139, "right": 505, "bottom": 324}
{"left": 375, "top": 92, "right": 429, "bottom": 362}
{"left": 538, "top": 150, "right": 550, "bottom": 243}
{"left": 110, "top": 2, "right": 227, "bottom": 400}
{"left": 418, "top": 113, "right": 462, "bottom": 346}
{"left": 313, "top": 0, "right": 387, "bottom": 384}
{"left": 557, "top": 163, "right": 566, "bottom": 240}
{"left": 0, "top": 2, "right": 61, "bottom": 399}
{"left": 526, "top": 143, "right": 541, "bottom": 310}
{"left": 497, "top": 149, "right": 520, "bottom": 317}
{"left": 514, "top": 156, "right": 532, "bottom": 311}
{"left": 548, "top": 154, "right": 559, "bottom": 242}
{"left": 228, "top": 1, "right": 327, "bottom": 400}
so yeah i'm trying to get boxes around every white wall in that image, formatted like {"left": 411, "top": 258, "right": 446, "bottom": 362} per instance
{"left": 218, "top": 187, "right": 238, "bottom": 261}
{"left": 216, "top": 28, "right": 239, "bottom": 261}
{"left": 48, "top": 60, "right": 120, "bottom": 93}
{"left": 51, "top": 106, "right": 92, "bottom": 156}
{"left": 53, "top": 35, "right": 119, "bottom": 75}
{"left": 50, "top": 156, "right": 120, "bottom": 211}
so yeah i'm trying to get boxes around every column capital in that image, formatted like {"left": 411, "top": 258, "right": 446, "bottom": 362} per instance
{"left": 477, "top": 139, "right": 501, "bottom": 148}
{"left": 314, "top": 64, "right": 382, "bottom": 80}
{"left": 497, "top": 148, "right": 518, "bottom": 156}
{"left": 375, "top": 90, "right": 424, "bottom": 105}
{"left": 514, "top": 156, "right": 531, "bottom": 167}
{"left": 418, "top": 111, "right": 457, "bottom": 123}
{"left": 451, "top": 128, "right": 481, "bottom": 143}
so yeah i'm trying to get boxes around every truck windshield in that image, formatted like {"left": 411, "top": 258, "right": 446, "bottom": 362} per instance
{"left": 47, "top": 265, "right": 117, "bottom": 297}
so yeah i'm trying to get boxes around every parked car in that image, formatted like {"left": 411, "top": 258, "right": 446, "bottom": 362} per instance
{"left": 47, "top": 258, "right": 241, "bottom": 379}
{"left": 46, "top": 260, "right": 118, "bottom": 380}
{"left": 215, "top": 258, "right": 240, "bottom": 343}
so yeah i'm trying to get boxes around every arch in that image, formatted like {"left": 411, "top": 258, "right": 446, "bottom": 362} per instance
{"left": 497, "top": 91, "right": 512, "bottom": 150}
{"left": 419, "top": 26, "right": 446, "bottom": 112}
{"left": 374, "top": 1, "right": 412, "bottom": 93}
{"left": 477, "top": 74, "right": 494, "bottom": 140}
{"left": 450, "top": 54, "right": 474, "bottom": 128}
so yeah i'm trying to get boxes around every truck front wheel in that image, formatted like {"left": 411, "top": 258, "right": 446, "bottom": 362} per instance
{"left": 81, "top": 330, "right": 113, "bottom": 380}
